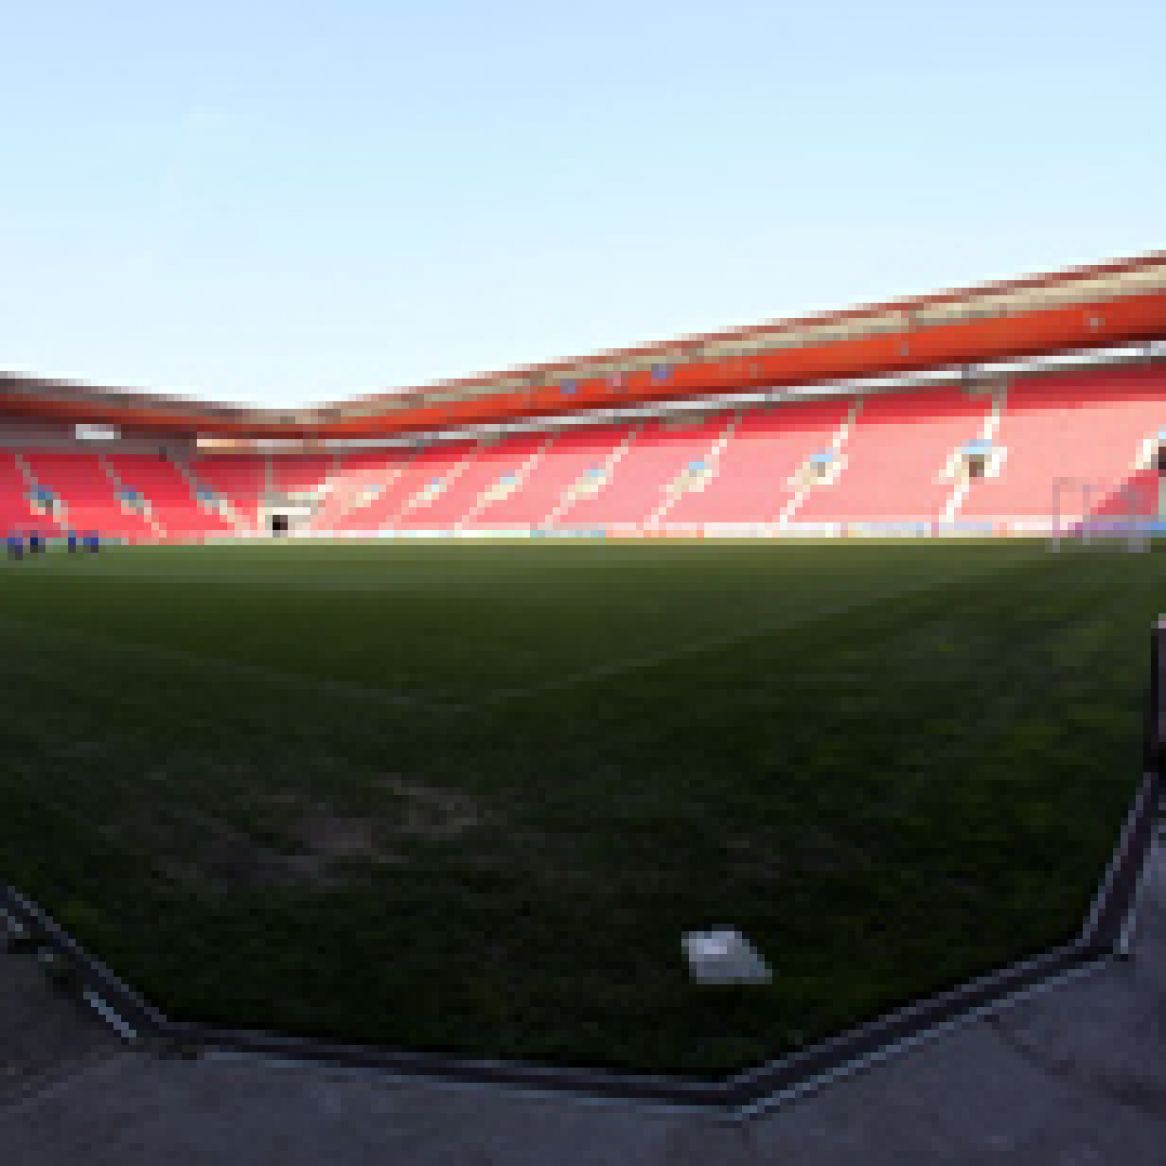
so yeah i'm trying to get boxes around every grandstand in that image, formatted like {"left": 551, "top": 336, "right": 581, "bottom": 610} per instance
{"left": 4, "top": 366, "right": 1166, "bottom": 544}
{"left": 2, "top": 252, "right": 1166, "bottom": 544}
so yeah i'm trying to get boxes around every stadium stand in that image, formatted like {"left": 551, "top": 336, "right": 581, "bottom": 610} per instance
{"left": 320, "top": 452, "right": 424, "bottom": 532}
{"left": 453, "top": 434, "right": 553, "bottom": 528}
{"left": 105, "top": 453, "right": 234, "bottom": 540}
{"left": 4, "top": 364, "right": 1166, "bottom": 541}
{"left": 189, "top": 456, "right": 267, "bottom": 528}
{"left": 20, "top": 452, "right": 155, "bottom": 540}
{"left": 961, "top": 364, "right": 1166, "bottom": 526}
{"left": 1, "top": 253, "right": 1162, "bottom": 543}
{"left": 0, "top": 452, "right": 54, "bottom": 535}
{"left": 555, "top": 416, "right": 731, "bottom": 528}
{"left": 396, "top": 434, "right": 548, "bottom": 530}
{"left": 795, "top": 386, "right": 994, "bottom": 526}
{"left": 665, "top": 399, "right": 851, "bottom": 527}
{"left": 472, "top": 423, "right": 632, "bottom": 529}
{"left": 331, "top": 443, "right": 474, "bottom": 532}
{"left": 309, "top": 450, "right": 412, "bottom": 532}
{"left": 271, "top": 455, "right": 334, "bottom": 496}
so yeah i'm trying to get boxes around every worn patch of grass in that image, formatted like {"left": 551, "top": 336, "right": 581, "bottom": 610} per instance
{"left": 0, "top": 539, "right": 1156, "bottom": 1076}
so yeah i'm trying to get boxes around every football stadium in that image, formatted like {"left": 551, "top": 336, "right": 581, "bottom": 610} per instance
{"left": 2, "top": 252, "right": 1165, "bottom": 1115}
{"left": 2, "top": 4, "right": 1165, "bottom": 1154}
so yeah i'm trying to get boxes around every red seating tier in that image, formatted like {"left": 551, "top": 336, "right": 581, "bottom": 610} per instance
{"left": 190, "top": 456, "right": 267, "bottom": 522}
{"left": 667, "top": 400, "right": 850, "bottom": 525}
{"left": 0, "top": 453, "right": 53, "bottom": 535}
{"left": 331, "top": 444, "right": 474, "bottom": 531}
{"left": 21, "top": 452, "right": 154, "bottom": 540}
{"left": 396, "top": 435, "right": 549, "bottom": 529}
{"left": 556, "top": 417, "right": 730, "bottom": 527}
{"left": 106, "top": 455, "right": 232, "bottom": 538}
{"left": 2, "top": 365, "right": 1163, "bottom": 540}
{"left": 473, "top": 425, "right": 630, "bottom": 527}
{"left": 272, "top": 456, "right": 335, "bottom": 495}
{"left": 796, "top": 387, "right": 990, "bottom": 523}
{"left": 961, "top": 367, "right": 1166, "bottom": 522}
{"left": 309, "top": 450, "right": 412, "bottom": 531}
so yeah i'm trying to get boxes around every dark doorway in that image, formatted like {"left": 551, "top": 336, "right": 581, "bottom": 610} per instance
{"left": 270, "top": 514, "right": 290, "bottom": 535}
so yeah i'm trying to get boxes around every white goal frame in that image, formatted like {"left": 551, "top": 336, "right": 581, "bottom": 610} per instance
{"left": 1049, "top": 476, "right": 1151, "bottom": 553}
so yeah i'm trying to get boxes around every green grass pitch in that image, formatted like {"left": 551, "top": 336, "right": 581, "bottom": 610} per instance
{"left": 0, "top": 539, "right": 1157, "bottom": 1076}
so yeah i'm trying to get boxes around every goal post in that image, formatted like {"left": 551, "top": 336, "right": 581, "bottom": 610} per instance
{"left": 1049, "top": 477, "right": 1152, "bottom": 553}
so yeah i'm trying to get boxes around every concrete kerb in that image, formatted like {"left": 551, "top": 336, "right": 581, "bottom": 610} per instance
{"left": 0, "top": 627, "right": 1162, "bottom": 1122}
{"left": 0, "top": 884, "right": 166, "bottom": 1037}
{"left": 729, "top": 955, "right": 1112, "bottom": 1124}
{"left": 1079, "top": 770, "right": 1160, "bottom": 951}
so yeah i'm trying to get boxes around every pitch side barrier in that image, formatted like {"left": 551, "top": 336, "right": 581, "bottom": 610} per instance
{"left": 1, "top": 626, "right": 1163, "bottom": 1120}
{"left": 252, "top": 521, "right": 1162, "bottom": 540}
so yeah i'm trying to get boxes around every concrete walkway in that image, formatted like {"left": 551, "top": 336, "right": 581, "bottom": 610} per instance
{"left": 1, "top": 840, "right": 1164, "bottom": 1164}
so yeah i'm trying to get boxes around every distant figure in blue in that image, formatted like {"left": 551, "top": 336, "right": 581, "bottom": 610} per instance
{"left": 28, "top": 532, "right": 43, "bottom": 554}
{"left": 67, "top": 531, "right": 78, "bottom": 553}
{"left": 83, "top": 533, "right": 100, "bottom": 553}
{"left": 6, "top": 534, "right": 22, "bottom": 560}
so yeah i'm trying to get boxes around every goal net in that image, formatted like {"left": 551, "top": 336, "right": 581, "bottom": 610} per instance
{"left": 1049, "top": 476, "right": 1154, "bottom": 553}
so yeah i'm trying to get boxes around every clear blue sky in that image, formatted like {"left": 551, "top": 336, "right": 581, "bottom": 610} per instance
{"left": 1, "top": 1, "right": 1162, "bottom": 407}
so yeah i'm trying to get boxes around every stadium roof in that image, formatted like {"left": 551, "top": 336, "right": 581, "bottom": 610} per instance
{"left": 3, "top": 251, "right": 1165, "bottom": 440}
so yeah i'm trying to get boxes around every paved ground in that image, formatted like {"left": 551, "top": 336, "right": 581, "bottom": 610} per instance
{"left": 1, "top": 837, "right": 1163, "bottom": 1164}
{"left": 0, "top": 936, "right": 118, "bottom": 1113}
